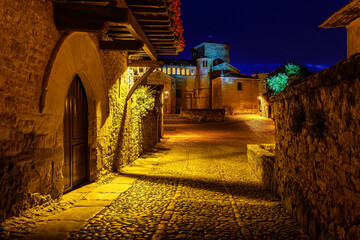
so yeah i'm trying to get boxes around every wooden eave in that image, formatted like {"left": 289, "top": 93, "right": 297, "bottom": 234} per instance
{"left": 54, "top": 0, "right": 180, "bottom": 59}
{"left": 126, "top": 0, "right": 179, "bottom": 56}
{"left": 320, "top": 0, "right": 360, "bottom": 28}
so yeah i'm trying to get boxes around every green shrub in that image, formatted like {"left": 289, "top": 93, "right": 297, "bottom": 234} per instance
{"left": 266, "top": 62, "right": 312, "bottom": 95}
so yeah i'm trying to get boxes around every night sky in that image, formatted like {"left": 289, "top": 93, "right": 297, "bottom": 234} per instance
{"left": 165, "top": 0, "right": 348, "bottom": 75}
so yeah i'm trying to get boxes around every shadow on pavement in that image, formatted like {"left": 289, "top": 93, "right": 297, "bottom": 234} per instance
{"left": 118, "top": 172, "right": 278, "bottom": 202}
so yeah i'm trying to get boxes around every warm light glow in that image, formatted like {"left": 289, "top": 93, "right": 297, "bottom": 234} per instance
{"left": 163, "top": 91, "right": 169, "bottom": 99}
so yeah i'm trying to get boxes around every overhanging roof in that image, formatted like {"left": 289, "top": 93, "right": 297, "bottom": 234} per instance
{"left": 53, "top": 0, "right": 181, "bottom": 59}
{"left": 320, "top": 0, "right": 360, "bottom": 28}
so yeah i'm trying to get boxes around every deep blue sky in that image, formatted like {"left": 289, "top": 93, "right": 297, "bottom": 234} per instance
{"left": 165, "top": 0, "right": 348, "bottom": 75}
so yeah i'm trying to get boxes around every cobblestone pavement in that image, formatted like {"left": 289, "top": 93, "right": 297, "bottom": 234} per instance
{"left": 66, "top": 115, "right": 309, "bottom": 240}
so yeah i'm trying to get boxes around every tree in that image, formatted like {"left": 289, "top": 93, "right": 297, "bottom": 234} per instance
{"left": 266, "top": 62, "right": 312, "bottom": 95}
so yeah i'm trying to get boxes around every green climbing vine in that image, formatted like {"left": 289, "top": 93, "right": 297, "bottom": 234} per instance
{"left": 132, "top": 85, "right": 156, "bottom": 118}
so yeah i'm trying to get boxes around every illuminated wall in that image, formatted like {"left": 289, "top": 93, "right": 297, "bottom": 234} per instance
{"left": 347, "top": 17, "right": 360, "bottom": 57}
{"left": 212, "top": 77, "right": 259, "bottom": 114}
{"left": 0, "top": 0, "right": 160, "bottom": 221}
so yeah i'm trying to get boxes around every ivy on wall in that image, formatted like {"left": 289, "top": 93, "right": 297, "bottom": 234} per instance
{"left": 132, "top": 86, "right": 156, "bottom": 118}
{"left": 105, "top": 69, "right": 159, "bottom": 172}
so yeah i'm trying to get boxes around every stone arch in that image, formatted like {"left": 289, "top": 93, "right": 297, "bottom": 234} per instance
{"left": 40, "top": 32, "right": 108, "bottom": 182}
{"left": 147, "top": 71, "right": 176, "bottom": 113}
{"left": 40, "top": 32, "right": 108, "bottom": 123}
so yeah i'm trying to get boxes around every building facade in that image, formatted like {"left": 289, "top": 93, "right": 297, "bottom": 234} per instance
{"left": 0, "top": 0, "right": 183, "bottom": 221}
{"left": 320, "top": 0, "right": 360, "bottom": 58}
{"left": 151, "top": 42, "right": 259, "bottom": 114}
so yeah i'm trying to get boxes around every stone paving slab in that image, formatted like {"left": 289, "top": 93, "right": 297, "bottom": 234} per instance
{"left": 110, "top": 175, "right": 138, "bottom": 184}
{"left": 91, "top": 183, "right": 132, "bottom": 193}
{"left": 47, "top": 207, "right": 103, "bottom": 221}
{"left": 73, "top": 200, "right": 112, "bottom": 207}
{"left": 28, "top": 220, "right": 85, "bottom": 234}
{"left": 26, "top": 231, "right": 69, "bottom": 240}
{"left": 83, "top": 192, "right": 121, "bottom": 201}
{"left": 120, "top": 166, "right": 153, "bottom": 175}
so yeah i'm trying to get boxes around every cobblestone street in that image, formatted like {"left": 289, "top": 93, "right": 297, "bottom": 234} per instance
{"left": 67, "top": 115, "right": 308, "bottom": 240}
{"left": 1, "top": 115, "right": 309, "bottom": 240}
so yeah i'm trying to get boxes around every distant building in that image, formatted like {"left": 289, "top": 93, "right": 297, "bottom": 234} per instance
{"left": 149, "top": 42, "right": 259, "bottom": 114}
{"left": 251, "top": 73, "right": 273, "bottom": 118}
{"left": 320, "top": 0, "right": 360, "bottom": 57}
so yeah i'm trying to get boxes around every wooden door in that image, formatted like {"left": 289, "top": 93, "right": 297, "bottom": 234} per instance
{"left": 63, "top": 75, "right": 88, "bottom": 192}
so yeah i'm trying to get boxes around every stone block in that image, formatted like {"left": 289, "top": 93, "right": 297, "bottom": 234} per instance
{"left": 84, "top": 192, "right": 120, "bottom": 201}
{"left": 92, "top": 184, "right": 131, "bottom": 193}
{"left": 48, "top": 207, "right": 103, "bottom": 221}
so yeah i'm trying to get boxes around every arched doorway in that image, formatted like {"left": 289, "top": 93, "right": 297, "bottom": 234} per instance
{"left": 63, "top": 75, "right": 88, "bottom": 192}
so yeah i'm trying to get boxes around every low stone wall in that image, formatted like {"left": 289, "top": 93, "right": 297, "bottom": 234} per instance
{"left": 271, "top": 54, "right": 360, "bottom": 240}
{"left": 247, "top": 144, "right": 275, "bottom": 191}
{"left": 180, "top": 109, "right": 225, "bottom": 122}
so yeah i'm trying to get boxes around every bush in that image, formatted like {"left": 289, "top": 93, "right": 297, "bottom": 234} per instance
{"left": 266, "top": 62, "right": 312, "bottom": 95}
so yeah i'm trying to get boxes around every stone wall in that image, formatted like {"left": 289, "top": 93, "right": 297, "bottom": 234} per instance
{"left": 0, "top": 0, "right": 62, "bottom": 221}
{"left": 0, "top": 0, "right": 161, "bottom": 221}
{"left": 271, "top": 54, "right": 360, "bottom": 239}
{"left": 247, "top": 144, "right": 275, "bottom": 186}
{"left": 216, "top": 77, "right": 259, "bottom": 115}
{"left": 180, "top": 109, "right": 225, "bottom": 122}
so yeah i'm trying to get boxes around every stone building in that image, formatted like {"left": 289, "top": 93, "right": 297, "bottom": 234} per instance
{"left": 320, "top": 0, "right": 360, "bottom": 57}
{"left": 0, "top": 0, "right": 183, "bottom": 221}
{"left": 252, "top": 73, "right": 274, "bottom": 118}
{"left": 150, "top": 42, "right": 259, "bottom": 114}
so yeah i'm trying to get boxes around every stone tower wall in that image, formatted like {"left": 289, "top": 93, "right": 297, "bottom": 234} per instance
{"left": 204, "top": 43, "right": 230, "bottom": 63}
{"left": 195, "top": 58, "right": 211, "bottom": 109}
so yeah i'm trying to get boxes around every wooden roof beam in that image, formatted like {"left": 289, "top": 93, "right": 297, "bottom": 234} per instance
{"left": 100, "top": 40, "right": 144, "bottom": 50}
{"left": 53, "top": 2, "right": 157, "bottom": 60}
{"left": 53, "top": 2, "right": 130, "bottom": 24}
{"left": 125, "top": 10, "right": 157, "bottom": 60}
{"left": 137, "top": 21, "right": 170, "bottom": 27}
{"left": 151, "top": 42, "right": 175, "bottom": 46}
{"left": 148, "top": 36, "right": 175, "bottom": 40}
{"left": 144, "top": 31, "right": 173, "bottom": 35}
{"left": 130, "top": 6, "right": 167, "bottom": 14}
{"left": 126, "top": 67, "right": 156, "bottom": 101}
{"left": 127, "top": 0, "right": 165, "bottom": 8}
{"left": 133, "top": 14, "right": 169, "bottom": 22}
{"left": 107, "top": 32, "right": 134, "bottom": 38}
